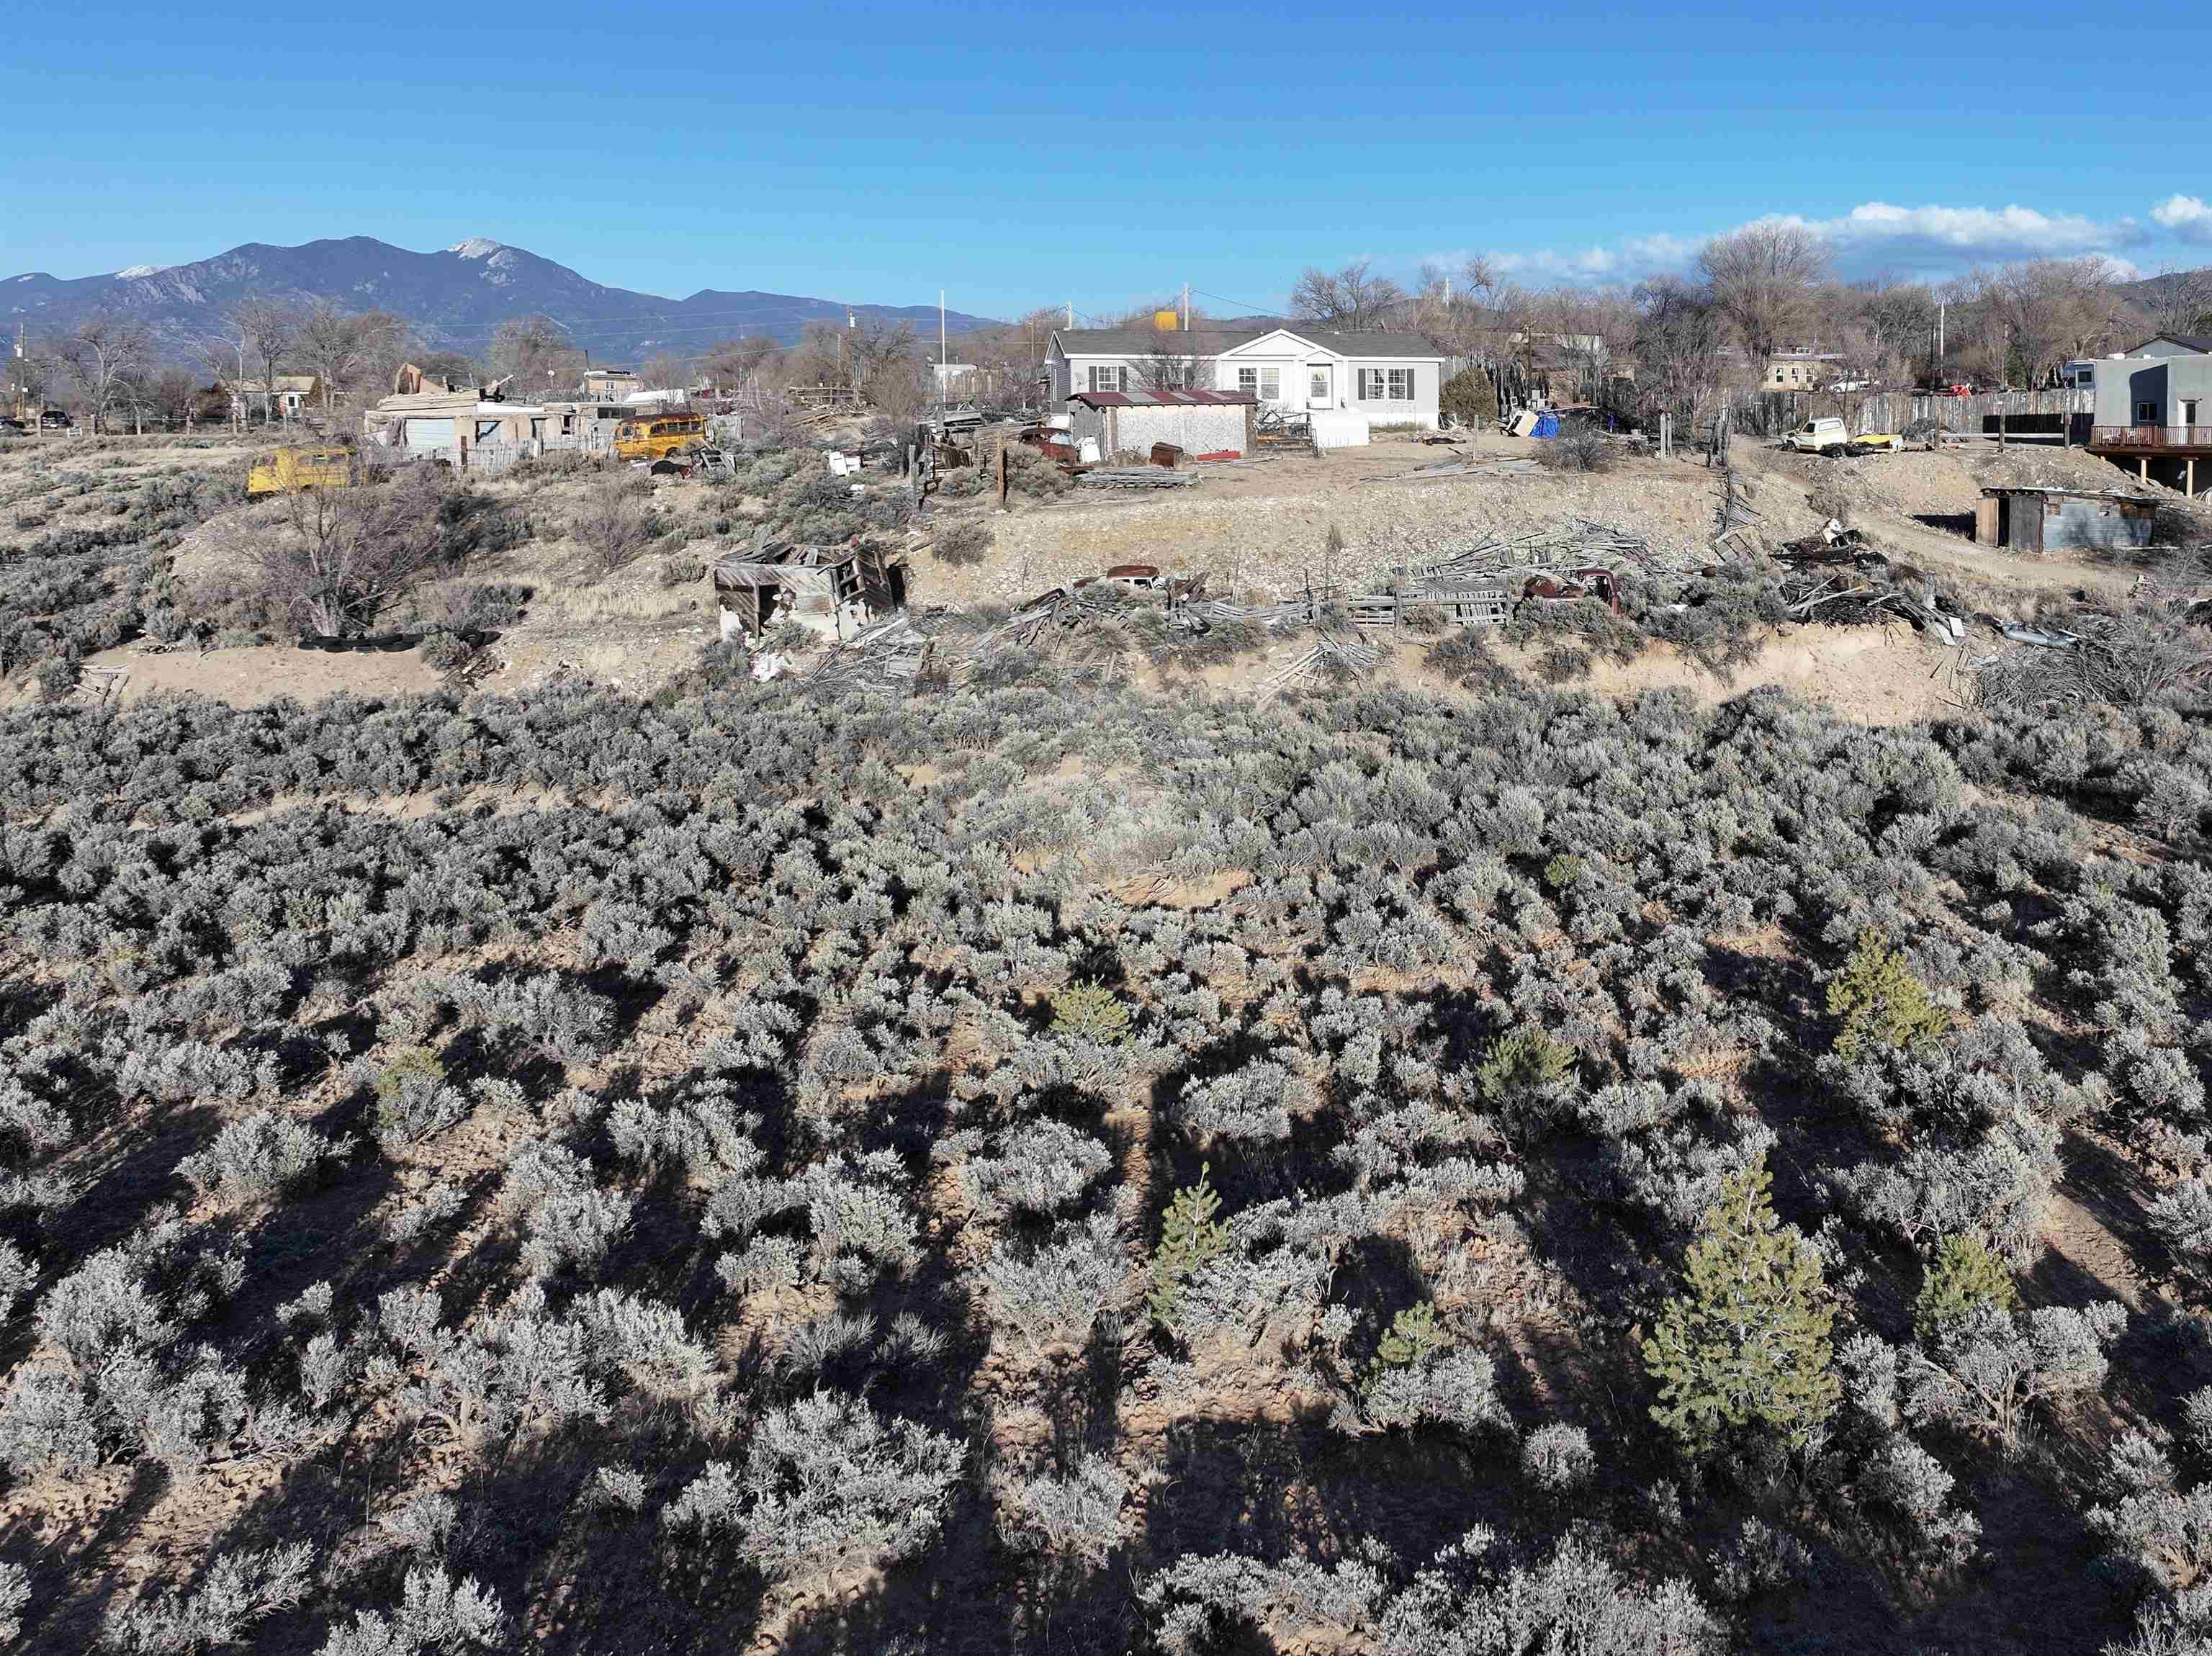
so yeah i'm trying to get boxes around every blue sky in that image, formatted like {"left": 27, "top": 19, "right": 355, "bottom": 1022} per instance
{"left": 6, "top": 0, "right": 2210, "bottom": 319}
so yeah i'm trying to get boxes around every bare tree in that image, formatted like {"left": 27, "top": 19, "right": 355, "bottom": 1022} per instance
{"left": 300, "top": 303, "right": 405, "bottom": 411}
{"left": 791, "top": 319, "right": 847, "bottom": 389}
{"left": 1530, "top": 286, "right": 1633, "bottom": 403}
{"left": 1290, "top": 259, "right": 1407, "bottom": 333}
{"left": 952, "top": 308, "right": 1061, "bottom": 410}
{"left": 1131, "top": 338, "right": 1207, "bottom": 393}
{"left": 2144, "top": 265, "right": 2212, "bottom": 339}
{"left": 1698, "top": 225, "right": 1828, "bottom": 364}
{"left": 230, "top": 297, "right": 304, "bottom": 426}
{"left": 490, "top": 315, "right": 585, "bottom": 395}
{"left": 1856, "top": 279, "right": 1938, "bottom": 386}
{"left": 50, "top": 317, "right": 152, "bottom": 436}
{"left": 1991, "top": 258, "right": 2123, "bottom": 387}
{"left": 149, "top": 367, "right": 200, "bottom": 431}
{"left": 1632, "top": 276, "right": 1727, "bottom": 432}
{"left": 702, "top": 336, "right": 782, "bottom": 394}
{"left": 256, "top": 469, "right": 449, "bottom": 636}
{"left": 639, "top": 351, "right": 693, "bottom": 399}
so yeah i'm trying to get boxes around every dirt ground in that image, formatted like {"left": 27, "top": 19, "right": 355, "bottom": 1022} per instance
{"left": 9, "top": 422, "right": 2203, "bottom": 722}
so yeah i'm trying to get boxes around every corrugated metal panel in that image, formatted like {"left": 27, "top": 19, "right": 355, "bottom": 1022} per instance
{"left": 403, "top": 417, "right": 456, "bottom": 454}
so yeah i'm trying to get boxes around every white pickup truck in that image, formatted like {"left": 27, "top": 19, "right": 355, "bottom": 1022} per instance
{"left": 1781, "top": 418, "right": 1902, "bottom": 457}
{"left": 1781, "top": 418, "right": 1851, "bottom": 455}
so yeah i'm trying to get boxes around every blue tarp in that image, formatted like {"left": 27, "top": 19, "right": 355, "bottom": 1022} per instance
{"left": 1531, "top": 413, "right": 1560, "bottom": 438}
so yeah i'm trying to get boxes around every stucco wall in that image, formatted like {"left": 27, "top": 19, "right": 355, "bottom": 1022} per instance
{"left": 2096, "top": 356, "right": 2212, "bottom": 426}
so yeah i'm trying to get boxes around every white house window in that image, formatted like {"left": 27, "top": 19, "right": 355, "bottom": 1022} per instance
{"left": 1088, "top": 366, "right": 1125, "bottom": 393}
{"left": 1358, "top": 369, "right": 1383, "bottom": 400}
{"left": 1236, "top": 367, "right": 1284, "bottom": 399}
{"left": 1388, "top": 368, "right": 1414, "bottom": 400}
{"left": 2138, "top": 401, "right": 2159, "bottom": 423}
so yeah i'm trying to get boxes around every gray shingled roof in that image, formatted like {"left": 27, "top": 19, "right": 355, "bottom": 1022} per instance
{"left": 1054, "top": 325, "right": 1442, "bottom": 360}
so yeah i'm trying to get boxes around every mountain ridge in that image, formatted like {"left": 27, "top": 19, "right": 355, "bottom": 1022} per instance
{"left": 2, "top": 235, "right": 999, "bottom": 365}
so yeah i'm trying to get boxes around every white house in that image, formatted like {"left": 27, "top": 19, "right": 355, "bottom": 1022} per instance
{"left": 1044, "top": 325, "right": 1445, "bottom": 429}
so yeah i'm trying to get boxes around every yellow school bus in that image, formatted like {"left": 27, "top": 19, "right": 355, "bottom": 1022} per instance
{"left": 613, "top": 413, "right": 706, "bottom": 462}
{"left": 246, "top": 446, "right": 356, "bottom": 498}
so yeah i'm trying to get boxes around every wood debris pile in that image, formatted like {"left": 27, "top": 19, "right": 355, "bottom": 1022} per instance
{"left": 803, "top": 616, "right": 936, "bottom": 691}
{"left": 1963, "top": 595, "right": 2212, "bottom": 711}
{"left": 1259, "top": 630, "right": 1382, "bottom": 696}
{"left": 1074, "top": 467, "right": 1199, "bottom": 491}
{"left": 1773, "top": 528, "right": 1964, "bottom": 640}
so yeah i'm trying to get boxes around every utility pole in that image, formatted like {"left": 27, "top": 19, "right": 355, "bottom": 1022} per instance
{"left": 1066, "top": 301, "right": 1073, "bottom": 328}
{"left": 940, "top": 289, "right": 948, "bottom": 410}
{"left": 1181, "top": 282, "right": 1189, "bottom": 332}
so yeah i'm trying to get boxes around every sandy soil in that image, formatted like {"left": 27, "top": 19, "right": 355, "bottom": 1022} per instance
{"left": 914, "top": 429, "right": 1721, "bottom": 608}
{"left": 12, "top": 423, "right": 2202, "bottom": 721}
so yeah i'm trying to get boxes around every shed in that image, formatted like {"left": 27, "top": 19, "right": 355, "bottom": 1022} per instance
{"left": 711, "top": 541, "right": 907, "bottom": 643}
{"left": 1972, "top": 485, "right": 2158, "bottom": 554}
{"left": 1066, "top": 388, "right": 1256, "bottom": 461}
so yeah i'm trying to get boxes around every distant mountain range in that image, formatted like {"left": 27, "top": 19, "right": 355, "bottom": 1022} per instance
{"left": 1, "top": 236, "right": 1001, "bottom": 366}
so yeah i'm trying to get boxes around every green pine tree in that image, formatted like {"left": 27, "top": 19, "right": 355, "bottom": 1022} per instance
{"left": 1643, "top": 1158, "right": 1840, "bottom": 1457}
{"left": 1148, "top": 1164, "right": 1229, "bottom": 1333}
{"left": 1825, "top": 930, "right": 1948, "bottom": 1061}
{"left": 1914, "top": 1231, "right": 2018, "bottom": 1343}
{"left": 1475, "top": 1027, "right": 1573, "bottom": 1108}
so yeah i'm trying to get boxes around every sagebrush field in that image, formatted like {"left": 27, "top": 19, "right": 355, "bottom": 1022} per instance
{"left": 2, "top": 649, "right": 2212, "bottom": 1652}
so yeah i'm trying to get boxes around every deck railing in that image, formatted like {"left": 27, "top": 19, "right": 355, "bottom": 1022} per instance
{"left": 2092, "top": 425, "right": 2212, "bottom": 449}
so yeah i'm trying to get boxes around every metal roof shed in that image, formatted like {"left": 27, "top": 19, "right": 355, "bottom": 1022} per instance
{"left": 1973, "top": 485, "right": 2159, "bottom": 554}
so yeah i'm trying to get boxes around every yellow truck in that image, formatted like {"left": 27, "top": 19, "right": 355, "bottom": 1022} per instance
{"left": 246, "top": 446, "right": 356, "bottom": 498}
{"left": 613, "top": 412, "right": 706, "bottom": 462}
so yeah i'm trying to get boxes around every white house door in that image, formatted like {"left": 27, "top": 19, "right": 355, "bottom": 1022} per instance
{"left": 2185, "top": 399, "right": 2201, "bottom": 438}
{"left": 1307, "top": 365, "right": 1333, "bottom": 409}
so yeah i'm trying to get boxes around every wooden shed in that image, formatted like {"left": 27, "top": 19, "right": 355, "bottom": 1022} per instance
{"left": 1973, "top": 486, "right": 2157, "bottom": 555}
{"left": 712, "top": 541, "right": 907, "bottom": 643}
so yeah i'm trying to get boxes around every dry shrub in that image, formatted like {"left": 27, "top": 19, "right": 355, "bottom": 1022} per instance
{"left": 1537, "top": 420, "right": 1612, "bottom": 473}
{"left": 573, "top": 475, "right": 662, "bottom": 573}
{"left": 934, "top": 519, "right": 993, "bottom": 567}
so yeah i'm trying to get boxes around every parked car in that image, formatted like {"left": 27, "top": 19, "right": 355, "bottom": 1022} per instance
{"left": 37, "top": 409, "right": 72, "bottom": 431}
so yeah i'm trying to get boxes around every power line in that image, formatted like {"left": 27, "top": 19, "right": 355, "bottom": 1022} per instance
{"left": 1190, "top": 286, "right": 1288, "bottom": 318}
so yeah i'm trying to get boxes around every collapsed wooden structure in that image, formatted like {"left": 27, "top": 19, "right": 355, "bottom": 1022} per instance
{"left": 711, "top": 539, "right": 908, "bottom": 644}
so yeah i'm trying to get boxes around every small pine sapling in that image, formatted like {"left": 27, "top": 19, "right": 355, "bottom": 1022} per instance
{"left": 1148, "top": 1164, "right": 1230, "bottom": 1333}
{"left": 1913, "top": 1231, "right": 2018, "bottom": 1343}
{"left": 1827, "top": 930, "right": 1948, "bottom": 1061}
{"left": 1643, "top": 1158, "right": 1839, "bottom": 1457}
{"left": 1050, "top": 983, "right": 1133, "bottom": 1046}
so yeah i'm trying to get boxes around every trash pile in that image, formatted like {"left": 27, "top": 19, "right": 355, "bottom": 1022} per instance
{"left": 1773, "top": 521, "right": 1965, "bottom": 641}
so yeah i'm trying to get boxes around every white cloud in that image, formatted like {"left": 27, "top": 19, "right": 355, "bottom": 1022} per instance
{"left": 1493, "top": 245, "right": 1619, "bottom": 280}
{"left": 1777, "top": 201, "right": 2143, "bottom": 268}
{"left": 2152, "top": 194, "right": 2212, "bottom": 242}
{"left": 1479, "top": 199, "right": 2157, "bottom": 289}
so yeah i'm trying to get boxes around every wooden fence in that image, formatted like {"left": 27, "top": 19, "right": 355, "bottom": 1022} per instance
{"left": 1734, "top": 387, "right": 2093, "bottom": 440}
